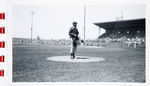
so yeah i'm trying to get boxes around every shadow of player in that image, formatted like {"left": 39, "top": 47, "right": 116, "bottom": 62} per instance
{"left": 76, "top": 57, "right": 90, "bottom": 59}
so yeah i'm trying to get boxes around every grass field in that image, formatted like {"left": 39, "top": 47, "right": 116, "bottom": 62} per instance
{"left": 13, "top": 45, "right": 145, "bottom": 82}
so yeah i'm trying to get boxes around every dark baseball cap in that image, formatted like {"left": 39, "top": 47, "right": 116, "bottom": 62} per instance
{"left": 73, "top": 21, "right": 77, "bottom": 24}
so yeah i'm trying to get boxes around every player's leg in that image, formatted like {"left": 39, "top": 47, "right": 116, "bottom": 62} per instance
{"left": 73, "top": 44, "right": 78, "bottom": 58}
{"left": 70, "top": 39, "right": 74, "bottom": 59}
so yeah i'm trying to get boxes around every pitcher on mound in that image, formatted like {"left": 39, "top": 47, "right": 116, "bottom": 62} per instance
{"left": 69, "top": 21, "right": 79, "bottom": 59}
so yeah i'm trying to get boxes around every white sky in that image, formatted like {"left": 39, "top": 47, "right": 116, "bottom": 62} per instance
{"left": 13, "top": 4, "right": 145, "bottom": 40}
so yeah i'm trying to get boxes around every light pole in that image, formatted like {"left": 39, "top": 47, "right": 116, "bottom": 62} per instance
{"left": 83, "top": 4, "right": 86, "bottom": 42}
{"left": 121, "top": 10, "right": 123, "bottom": 20}
{"left": 31, "top": 11, "right": 34, "bottom": 43}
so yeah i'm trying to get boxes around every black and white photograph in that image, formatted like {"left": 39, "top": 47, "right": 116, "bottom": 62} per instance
{"left": 12, "top": 3, "right": 145, "bottom": 82}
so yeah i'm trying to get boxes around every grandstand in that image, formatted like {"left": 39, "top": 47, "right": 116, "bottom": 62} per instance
{"left": 94, "top": 18, "right": 145, "bottom": 39}
{"left": 93, "top": 18, "right": 145, "bottom": 48}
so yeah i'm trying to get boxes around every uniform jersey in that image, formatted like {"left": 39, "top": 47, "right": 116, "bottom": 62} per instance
{"left": 69, "top": 26, "right": 79, "bottom": 41}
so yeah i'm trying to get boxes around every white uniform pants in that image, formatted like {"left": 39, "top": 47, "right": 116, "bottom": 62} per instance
{"left": 70, "top": 39, "right": 78, "bottom": 54}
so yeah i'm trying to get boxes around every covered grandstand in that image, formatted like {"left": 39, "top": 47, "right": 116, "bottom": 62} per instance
{"left": 92, "top": 18, "right": 145, "bottom": 48}
{"left": 94, "top": 18, "right": 145, "bottom": 39}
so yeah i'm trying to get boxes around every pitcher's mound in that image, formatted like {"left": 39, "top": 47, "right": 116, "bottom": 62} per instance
{"left": 47, "top": 56, "right": 105, "bottom": 62}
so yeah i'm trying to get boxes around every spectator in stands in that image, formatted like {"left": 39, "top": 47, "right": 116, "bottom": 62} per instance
{"left": 127, "top": 38, "right": 132, "bottom": 48}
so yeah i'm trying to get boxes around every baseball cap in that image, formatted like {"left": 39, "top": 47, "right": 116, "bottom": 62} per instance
{"left": 73, "top": 21, "right": 77, "bottom": 24}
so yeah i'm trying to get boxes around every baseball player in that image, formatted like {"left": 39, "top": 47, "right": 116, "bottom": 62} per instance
{"left": 69, "top": 22, "right": 79, "bottom": 59}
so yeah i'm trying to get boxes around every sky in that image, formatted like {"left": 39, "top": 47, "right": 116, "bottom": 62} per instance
{"left": 13, "top": 4, "right": 145, "bottom": 40}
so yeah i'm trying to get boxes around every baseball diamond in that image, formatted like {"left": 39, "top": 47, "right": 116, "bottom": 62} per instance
{"left": 13, "top": 44, "right": 145, "bottom": 82}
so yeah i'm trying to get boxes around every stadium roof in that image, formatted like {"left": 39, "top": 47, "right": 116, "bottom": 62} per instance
{"left": 94, "top": 18, "right": 145, "bottom": 30}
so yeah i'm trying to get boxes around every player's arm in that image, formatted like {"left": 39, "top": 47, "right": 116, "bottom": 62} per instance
{"left": 77, "top": 29, "right": 79, "bottom": 35}
{"left": 69, "top": 28, "right": 74, "bottom": 37}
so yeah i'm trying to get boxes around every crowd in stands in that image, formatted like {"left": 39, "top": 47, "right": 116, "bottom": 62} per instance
{"left": 97, "top": 36, "right": 145, "bottom": 48}
{"left": 13, "top": 36, "right": 145, "bottom": 48}
{"left": 96, "top": 29, "right": 145, "bottom": 48}
{"left": 13, "top": 29, "right": 145, "bottom": 48}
